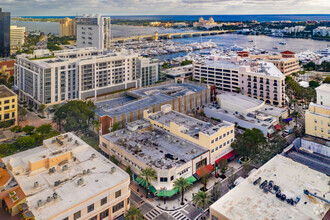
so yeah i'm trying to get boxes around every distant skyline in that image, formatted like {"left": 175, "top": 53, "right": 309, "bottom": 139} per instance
{"left": 1, "top": 0, "right": 330, "bottom": 16}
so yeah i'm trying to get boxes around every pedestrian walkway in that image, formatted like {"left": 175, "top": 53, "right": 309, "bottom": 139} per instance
{"left": 170, "top": 210, "right": 190, "bottom": 220}
{"left": 144, "top": 208, "right": 162, "bottom": 220}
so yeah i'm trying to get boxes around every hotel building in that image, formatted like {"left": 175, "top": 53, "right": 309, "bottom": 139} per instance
{"left": 15, "top": 48, "right": 154, "bottom": 107}
{"left": 59, "top": 17, "right": 76, "bottom": 37}
{"left": 1, "top": 133, "right": 130, "bottom": 220}
{"left": 0, "top": 85, "right": 17, "bottom": 125}
{"left": 10, "top": 25, "right": 25, "bottom": 49}
{"left": 76, "top": 14, "right": 111, "bottom": 49}
{"left": 193, "top": 60, "right": 286, "bottom": 106}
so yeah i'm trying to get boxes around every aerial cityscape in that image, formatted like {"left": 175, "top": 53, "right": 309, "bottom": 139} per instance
{"left": 0, "top": 1, "right": 330, "bottom": 220}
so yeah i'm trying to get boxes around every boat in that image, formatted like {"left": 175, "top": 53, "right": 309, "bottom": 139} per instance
{"left": 248, "top": 40, "right": 254, "bottom": 42}
{"left": 279, "top": 42, "right": 286, "bottom": 45}
{"left": 273, "top": 46, "right": 279, "bottom": 50}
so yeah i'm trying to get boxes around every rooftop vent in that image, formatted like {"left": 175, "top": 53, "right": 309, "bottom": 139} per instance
{"left": 34, "top": 181, "right": 39, "bottom": 188}
{"left": 87, "top": 169, "right": 91, "bottom": 174}
{"left": 91, "top": 153, "right": 96, "bottom": 159}
{"left": 77, "top": 178, "right": 84, "bottom": 186}
{"left": 191, "top": 149, "right": 197, "bottom": 154}
{"left": 54, "top": 180, "right": 60, "bottom": 187}
{"left": 49, "top": 167, "right": 56, "bottom": 174}
{"left": 53, "top": 193, "right": 58, "bottom": 200}
{"left": 47, "top": 196, "right": 52, "bottom": 203}
{"left": 62, "top": 165, "right": 68, "bottom": 172}
{"left": 37, "top": 200, "right": 43, "bottom": 207}
{"left": 110, "top": 167, "right": 116, "bottom": 174}
{"left": 75, "top": 140, "right": 79, "bottom": 145}
{"left": 83, "top": 170, "right": 87, "bottom": 175}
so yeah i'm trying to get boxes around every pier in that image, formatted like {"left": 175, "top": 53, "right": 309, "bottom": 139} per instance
{"left": 111, "top": 30, "right": 234, "bottom": 42}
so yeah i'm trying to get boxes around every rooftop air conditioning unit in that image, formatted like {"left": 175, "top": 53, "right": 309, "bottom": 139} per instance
{"left": 110, "top": 167, "right": 117, "bottom": 174}
{"left": 34, "top": 181, "right": 39, "bottom": 188}
{"left": 62, "top": 165, "right": 68, "bottom": 171}
{"left": 53, "top": 193, "right": 58, "bottom": 200}
{"left": 37, "top": 200, "right": 43, "bottom": 207}
{"left": 47, "top": 196, "right": 52, "bottom": 203}
{"left": 77, "top": 178, "right": 84, "bottom": 186}
{"left": 91, "top": 153, "right": 96, "bottom": 159}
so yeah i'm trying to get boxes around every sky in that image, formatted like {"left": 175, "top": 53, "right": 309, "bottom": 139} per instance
{"left": 1, "top": 0, "right": 330, "bottom": 16}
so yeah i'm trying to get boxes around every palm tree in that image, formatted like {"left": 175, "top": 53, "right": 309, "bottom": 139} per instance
{"left": 38, "top": 104, "right": 47, "bottom": 116}
{"left": 17, "top": 106, "right": 27, "bottom": 125}
{"left": 290, "top": 111, "right": 301, "bottom": 127}
{"left": 125, "top": 206, "right": 143, "bottom": 220}
{"left": 193, "top": 190, "right": 211, "bottom": 210}
{"left": 92, "top": 120, "right": 101, "bottom": 139}
{"left": 139, "top": 167, "right": 157, "bottom": 198}
{"left": 173, "top": 177, "right": 192, "bottom": 205}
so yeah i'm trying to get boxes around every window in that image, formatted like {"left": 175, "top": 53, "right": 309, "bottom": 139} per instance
{"left": 231, "top": 138, "right": 234, "bottom": 143}
{"left": 227, "top": 140, "right": 230, "bottom": 145}
{"left": 315, "top": 126, "right": 317, "bottom": 131}
{"left": 4, "top": 100, "right": 9, "bottom": 104}
{"left": 74, "top": 211, "right": 81, "bottom": 220}
{"left": 321, "top": 128, "right": 324, "bottom": 132}
{"left": 227, "top": 132, "right": 229, "bottom": 135}
{"left": 211, "top": 139, "right": 214, "bottom": 144}
{"left": 223, "top": 133, "right": 226, "bottom": 138}
{"left": 87, "top": 204, "right": 94, "bottom": 213}
{"left": 4, "top": 113, "right": 9, "bottom": 119}
{"left": 102, "top": 142, "right": 107, "bottom": 148}
{"left": 211, "top": 149, "right": 214, "bottom": 153}
{"left": 314, "top": 119, "right": 317, "bottom": 123}
{"left": 220, "top": 144, "right": 222, "bottom": 148}
{"left": 12, "top": 105, "right": 15, "bottom": 108}
{"left": 160, "top": 177, "right": 168, "bottom": 182}
{"left": 89, "top": 216, "right": 97, "bottom": 220}
{"left": 215, "top": 137, "right": 218, "bottom": 141}
{"left": 224, "top": 142, "right": 226, "bottom": 146}
{"left": 231, "top": 130, "right": 233, "bottom": 133}
{"left": 12, "top": 112, "right": 15, "bottom": 118}
{"left": 101, "top": 197, "right": 107, "bottom": 206}
{"left": 12, "top": 99, "right": 15, "bottom": 102}
{"left": 170, "top": 176, "right": 174, "bottom": 181}
{"left": 100, "top": 209, "right": 109, "bottom": 219}
{"left": 112, "top": 201, "right": 124, "bottom": 213}
{"left": 219, "top": 135, "right": 222, "bottom": 139}
{"left": 215, "top": 147, "right": 218, "bottom": 151}
{"left": 4, "top": 106, "right": 9, "bottom": 110}
{"left": 211, "top": 215, "right": 219, "bottom": 220}
{"left": 115, "top": 190, "right": 121, "bottom": 198}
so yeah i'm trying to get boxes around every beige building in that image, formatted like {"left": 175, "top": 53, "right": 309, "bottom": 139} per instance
{"left": 193, "top": 17, "right": 220, "bottom": 29}
{"left": 59, "top": 17, "right": 76, "bottom": 37}
{"left": 2, "top": 133, "right": 130, "bottom": 220}
{"left": 0, "top": 85, "right": 17, "bottom": 125}
{"left": 10, "top": 25, "right": 25, "bottom": 49}
{"left": 305, "top": 84, "right": 330, "bottom": 140}
{"left": 100, "top": 104, "right": 234, "bottom": 192}
{"left": 210, "top": 155, "right": 330, "bottom": 220}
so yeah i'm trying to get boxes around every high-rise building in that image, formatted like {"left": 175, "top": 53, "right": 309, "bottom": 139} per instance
{"left": 10, "top": 25, "right": 25, "bottom": 49}
{"left": 0, "top": 8, "right": 10, "bottom": 57}
{"left": 137, "top": 58, "right": 160, "bottom": 87}
{"left": 76, "top": 14, "right": 111, "bottom": 49}
{"left": 59, "top": 17, "right": 76, "bottom": 37}
{"left": 15, "top": 48, "right": 148, "bottom": 107}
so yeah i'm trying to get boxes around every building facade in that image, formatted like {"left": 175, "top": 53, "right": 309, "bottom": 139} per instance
{"left": 1, "top": 133, "right": 130, "bottom": 220}
{"left": 10, "top": 25, "right": 25, "bottom": 49}
{"left": 0, "top": 59, "right": 15, "bottom": 79}
{"left": 193, "top": 17, "right": 220, "bottom": 29}
{"left": 76, "top": 14, "right": 111, "bottom": 49}
{"left": 59, "top": 17, "right": 76, "bottom": 37}
{"left": 0, "top": 85, "right": 17, "bottom": 125}
{"left": 138, "top": 58, "right": 160, "bottom": 87}
{"left": 15, "top": 48, "right": 142, "bottom": 107}
{"left": 0, "top": 8, "right": 10, "bottom": 57}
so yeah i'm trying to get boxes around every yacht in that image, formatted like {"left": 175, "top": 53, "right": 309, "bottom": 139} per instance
{"left": 279, "top": 42, "right": 286, "bottom": 45}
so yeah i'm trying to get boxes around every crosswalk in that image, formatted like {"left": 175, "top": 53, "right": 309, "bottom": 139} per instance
{"left": 170, "top": 211, "right": 190, "bottom": 220}
{"left": 144, "top": 208, "right": 162, "bottom": 220}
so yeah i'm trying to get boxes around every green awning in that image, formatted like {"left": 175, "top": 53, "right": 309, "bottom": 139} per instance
{"left": 135, "top": 176, "right": 157, "bottom": 193}
{"left": 187, "top": 175, "right": 197, "bottom": 184}
{"left": 157, "top": 188, "right": 179, "bottom": 197}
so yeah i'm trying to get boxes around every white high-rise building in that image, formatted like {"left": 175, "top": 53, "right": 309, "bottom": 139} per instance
{"left": 10, "top": 25, "right": 25, "bottom": 49}
{"left": 76, "top": 14, "right": 111, "bottom": 49}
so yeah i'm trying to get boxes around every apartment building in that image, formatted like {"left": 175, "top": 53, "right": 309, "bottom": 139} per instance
{"left": 1, "top": 133, "right": 130, "bottom": 220}
{"left": 0, "top": 8, "right": 10, "bottom": 57}
{"left": 76, "top": 14, "right": 111, "bottom": 49}
{"left": 59, "top": 17, "right": 76, "bottom": 37}
{"left": 15, "top": 48, "right": 144, "bottom": 107}
{"left": 193, "top": 60, "right": 286, "bottom": 106}
{"left": 305, "top": 84, "right": 330, "bottom": 140}
{"left": 100, "top": 105, "right": 235, "bottom": 193}
{"left": 0, "top": 85, "right": 17, "bottom": 125}
{"left": 10, "top": 25, "right": 25, "bottom": 49}
{"left": 137, "top": 57, "right": 160, "bottom": 87}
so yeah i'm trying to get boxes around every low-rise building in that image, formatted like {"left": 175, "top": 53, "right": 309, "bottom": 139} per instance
{"left": 0, "top": 85, "right": 17, "bottom": 125}
{"left": 10, "top": 25, "right": 25, "bottom": 49}
{"left": 313, "top": 26, "right": 330, "bottom": 37}
{"left": 193, "top": 17, "right": 220, "bottom": 29}
{"left": 204, "top": 93, "right": 288, "bottom": 136}
{"left": 0, "top": 59, "right": 15, "bottom": 79}
{"left": 1, "top": 133, "right": 130, "bottom": 220}
{"left": 210, "top": 155, "right": 330, "bottom": 220}
{"left": 163, "top": 64, "right": 193, "bottom": 79}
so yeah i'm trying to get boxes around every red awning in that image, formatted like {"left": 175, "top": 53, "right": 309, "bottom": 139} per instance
{"left": 196, "top": 164, "right": 214, "bottom": 177}
{"left": 215, "top": 151, "right": 235, "bottom": 165}
{"left": 275, "top": 124, "right": 281, "bottom": 130}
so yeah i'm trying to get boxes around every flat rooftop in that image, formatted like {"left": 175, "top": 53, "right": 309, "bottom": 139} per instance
{"left": 164, "top": 65, "right": 193, "bottom": 76}
{"left": 315, "top": 83, "right": 330, "bottom": 93}
{"left": 2, "top": 133, "right": 128, "bottom": 220}
{"left": 0, "top": 85, "right": 16, "bottom": 98}
{"left": 197, "top": 60, "right": 239, "bottom": 70}
{"left": 148, "top": 108, "right": 233, "bottom": 137}
{"left": 252, "top": 61, "right": 284, "bottom": 78}
{"left": 218, "top": 93, "right": 264, "bottom": 110}
{"left": 103, "top": 120, "right": 208, "bottom": 169}
{"left": 210, "top": 155, "right": 330, "bottom": 220}
{"left": 95, "top": 83, "right": 207, "bottom": 117}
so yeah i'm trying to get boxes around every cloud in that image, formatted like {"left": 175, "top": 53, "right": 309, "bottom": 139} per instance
{"left": 0, "top": 0, "right": 329, "bottom": 16}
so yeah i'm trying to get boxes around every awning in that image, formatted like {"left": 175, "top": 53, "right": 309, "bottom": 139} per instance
{"left": 157, "top": 188, "right": 179, "bottom": 197}
{"left": 196, "top": 164, "right": 214, "bottom": 177}
{"left": 215, "top": 151, "right": 235, "bottom": 165}
{"left": 187, "top": 175, "right": 197, "bottom": 184}
{"left": 135, "top": 176, "right": 157, "bottom": 194}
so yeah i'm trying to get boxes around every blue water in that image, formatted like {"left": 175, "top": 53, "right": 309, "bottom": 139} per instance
{"left": 19, "top": 14, "right": 330, "bottom": 22}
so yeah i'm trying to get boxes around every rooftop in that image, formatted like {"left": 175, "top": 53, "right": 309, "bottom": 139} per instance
{"left": 315, "top": 83, "right": 330, "bottom": 93}
{"left": 197, "top": 60, "right": 240, "bottom": 70}
{"left": 2, "top": 133, "right": 129, "bottom": 220}
{"left": 103, "top": 120, "right": 208, "bottom": 169}
{"left": 163, "top": 65, "right": 193, "bottom": 76}
{"left": 0, "top": 85, "right": 16, "bottom": 98}
{"left": 252, "top": 61, "right": 284, "bottom": 78}
{"left": 217, "top": 93, "right": 264, "bottom": 111}
{"left": 210, "top": 155, "right": 330, "bottom": 220}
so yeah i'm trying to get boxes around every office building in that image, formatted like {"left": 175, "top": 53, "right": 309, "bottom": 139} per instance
{"left": 100, "top": 104, "right": 234, "bottom": 194}
{"left": 1, "top": 133, "right": 130, "bottom": 219}
{"left": 0, "top": 8, "right": 10, "bottom": 57}
{"left": 205, "top": 93, "right": 288, "bottom": 136}
{"left": 59, "top": 17, "right": 76, "bottom": 37}
{"left": 10, "top": 25, "right": 25, "bottom": 49}
{"left": 193, "top": 60, "right": 286, "bottom": 106}
{"left": 0, "top": 85, "right": 17, "bottom": 125}
{"left": 76, "top": 14, "right": 111, "bottom": 49}
{"left": 15, "top": 48, "right": 142, "bottom": 107}
{"left": 210, "top": 155, "right": 330, "bottom": 220}
{"left": 305, "top": 84, "right": 330, "bottom": 140}
{"left": 137, "top": 57, "right": 160, "bottom": 87}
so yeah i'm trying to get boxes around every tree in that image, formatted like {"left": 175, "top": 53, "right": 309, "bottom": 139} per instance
{"left": 125, "top": 166, "right": 133, "bottom": 180}
{"left": 198, "top": 165, "right": 210, "bottom": 190}
{"left": 193, "top": 190, "right": 211, "bottom": 210}
{"left": 36, "top": 124, "right": 52, "bottom": 135}
{"left": 139, "top": 167, "right": 157, "bottom": 198}
{"left": 227, "top": 168, "right": 237, "bottom": 189}
{"left": 290, "top": 111, "right": 301, "bottom": 127}
{"left": 211, "top": 181, "right": 222, "bottom": 201}
{"left": 38, "top": 104, "right": 47, "bottom": 116}
{"left": 255, "top": 135, "right": 286, "bottom": 165}
{"left": 110, "top": 155, "right": 119, "bottom": 165}
{"left": 235, "top": 87, "right": 241, "bottom": 93}
{"left": 111, "top": 122, "right": 121, "bottom": 132}
{"left": 92, "top": 120, "right": 101, "bottom": 140}
{"left": 22, "top": 125, "right": 35, "bottom": 134}
{"left": 323, "top": 76, "right": 330, "bottom": 84}
{"left": 18, "top": 106, "right": 27, "bottom": 125}
{"left": 125, "top": 206, "right": 143, "bottom": 220}
{"left": 15, "top": 136, "right": 35, "bottom": 149}
{"left": 217, "top": 158, "right": 228, "bottom": 177}
{"left": 231, "top": 128, "right": 265, "bottom": 161}
{"left": 309, "top": 80, "right": 320, "bottom": 89}
{"left": 173, "top": 177, "right": 192, "bottom": 205}
{"left": 10, "top": 125, "right": 22, "bottom": 133}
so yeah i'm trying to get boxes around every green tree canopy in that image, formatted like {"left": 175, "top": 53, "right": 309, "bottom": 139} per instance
{"left": 173, "top": 177, "right": 192, "bottom": 205}
{"left": 125, "top": 206, "right": 143, "bottom": 220}
{"left": 22, "top": 125, "right": 35, "bottom": 134}
{"left": 192, "top": 190, "right": 211, "bottom": 210}
{"left": 36, "top": 124, "right": 52, "bottom": 134}
{"left": 139, "top": 167, "right": 157, "bottom": 198}
{"left": 309, "top": 80, "right": 320, "bottom": 88}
